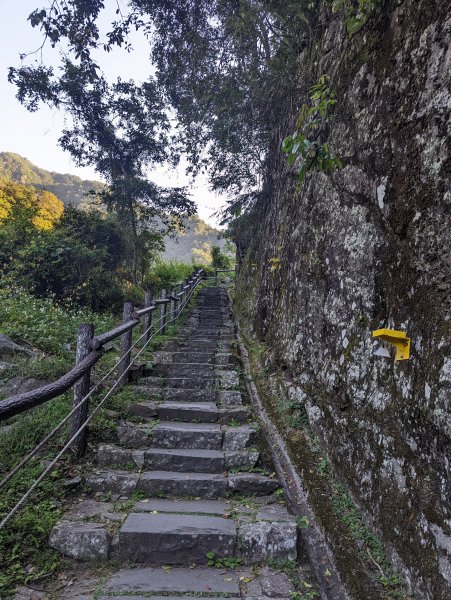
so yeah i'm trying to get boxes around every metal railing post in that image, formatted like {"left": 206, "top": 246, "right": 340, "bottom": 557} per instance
{"left": 143, "top": 290, "right": 152, "bottom": 344}
{"left": 118, "top": 301, "right": 134, "bottom": 387}
{"left": 70, "top": 323, "right": 94, "bottom": 458}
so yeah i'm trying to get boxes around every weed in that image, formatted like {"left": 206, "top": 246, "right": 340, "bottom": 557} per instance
{"left": 291, "top": 587, "right": 319, "bottom": 600}
{"left": 295, "top": 515, "right": 310, "bottom": 529}
{"left": 206, "top": 552, "right": 242, "bottom": 569}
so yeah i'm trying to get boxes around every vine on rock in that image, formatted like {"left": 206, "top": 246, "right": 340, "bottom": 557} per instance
{"left": 332, "top": 0, "right": 376, "bottom": 35}
{"left": 282, "top": 75, "right": 342, "bottom": 183}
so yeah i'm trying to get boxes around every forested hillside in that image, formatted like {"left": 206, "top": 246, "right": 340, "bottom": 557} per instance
{"left": 163, "top": 214, "right": 229, "bottom": 263}
{"left": 0, "top": 152, "right": 103, "bottom": 207}
{"left": 0, "top": 152, "right": 228, "bottom": 263}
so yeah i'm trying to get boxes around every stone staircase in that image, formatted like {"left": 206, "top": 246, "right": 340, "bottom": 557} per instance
{"left": 49, "top": 287, "right": 300, "bottom": 599}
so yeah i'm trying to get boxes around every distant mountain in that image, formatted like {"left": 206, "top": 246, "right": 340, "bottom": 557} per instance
{"left": 0, "top": 151, "right": 231, "bottom": 263}
{"left": 162, "top": 214, "right": 230, "bottom": 263}
{"left": 0, "top": 152, "right": 103, "bottom": 207}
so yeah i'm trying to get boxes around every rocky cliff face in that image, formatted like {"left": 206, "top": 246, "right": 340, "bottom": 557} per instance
{"left": 235, "top": 1, "right": 450, "bottom": 598}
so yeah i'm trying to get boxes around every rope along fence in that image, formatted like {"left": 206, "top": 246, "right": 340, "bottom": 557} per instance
{"left": 0, "top": 268, "right": 205, "bottom": 530}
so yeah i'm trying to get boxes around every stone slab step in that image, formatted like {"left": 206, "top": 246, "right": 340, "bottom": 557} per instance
{"left": 158, "top": 401, "right": 219, "bottom": 422}
{"left": 85, "top": 470, "right": 278, "bottom": 499}
{"left": 103, "top": 567, "right": 240, "bottom": 595}
{"left": 174, "top": 342, "right": 217, "bottom": 351}
{"left": 151, "top": 363, "right": 215, "bottom": 378}
{"left": 178, "top": 335, "right": 219, "bottom": 342}
{"left": 85, "top": 470, "right": 138, "bottom": 496}
{"left": 111, "top": 421, "right": 256, "bottom": 452}
{"left": 133, "top": 498, "right": 228, "bottom": 515}
{"left": 102, "top": 443, "right": 260, "bottom": 472}
{"left": 132, "top": 387, "right": 218, "bottom": 402}
{"left": 116, "top": 512, "right": 236, "bottom": 563}
{"left": 168, "top": 352, "right": 216, "bottom": 363}
{"left": 142, "top": 376, "right": 215, "bottom": 389}
{"left": 97, "top": 443, "right": 259, "bottom": 472}
{"left": 128, "top": 401, "right": 159, "bottom": 418}
{"left": 129, "top": 401, "right": 219, "bottom": 422}
{"left": 49, "top": 520, "right": 110, "bottom": 560}
{"left": 142, "top": 448, "right": 224, "bottom": 473}
{"left": 100, "top": 596, "right": 239, "bottom": 600}
{"left": 151, "top": 422, "right": 222, "bottom": 449}
{"left": 137, "top": 471, "right": 227, "bottom": 498}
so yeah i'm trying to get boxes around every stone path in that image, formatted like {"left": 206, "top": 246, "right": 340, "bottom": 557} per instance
{"left": 49, "top": 287, "right": 300, "bottom": 599}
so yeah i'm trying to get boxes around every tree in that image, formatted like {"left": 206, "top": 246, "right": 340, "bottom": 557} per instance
{"left": 211, "top": 245, "right": 232, "bottom": 270}
{"left": 2, "top": 205, "right": 129, "bottom": 312}
{"left": 0, "top": 180, "right": 63, "bottom": 230}
{"left": 9, "top": 0, "right": 317, "bottom": 224}
{"left": 10, "top": 39, "right": 195, "bottom": 284}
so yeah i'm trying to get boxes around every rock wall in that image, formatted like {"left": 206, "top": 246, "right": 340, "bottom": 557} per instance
{"left": 235, "top": 1, "right": 450, "bottom": 598}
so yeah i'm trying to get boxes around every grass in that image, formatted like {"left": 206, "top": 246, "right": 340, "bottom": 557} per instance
{"left": 0, "top": 282, "right": 115, "bottom": 358}
{"left": 0, "top": 395, "right": 71, "bottom": 595}
{"left": 0, "top": 275, "right": 208, "bottom": 597}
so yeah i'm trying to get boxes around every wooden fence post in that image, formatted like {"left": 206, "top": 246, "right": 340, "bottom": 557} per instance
{"left": 70, "top": 323, "right": 94, "bottom": 458}
{"left": 170, "top": 287, "right": 176, "bottom": 322}
{"left": 178, "top": 282, "right": 185, "bottom": 315}
{"left": 143, "top": 290, "right": 152, "bottom": 345}
{"left": 118, "top": 301, "right": 134, "bottom": 387}
{"left": 160, "top": 289, "right": 168, "bottom": 335}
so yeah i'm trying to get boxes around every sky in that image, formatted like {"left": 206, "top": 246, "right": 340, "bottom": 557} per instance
{"left": 0, "top": 0, "right": 224, "bottom": 226}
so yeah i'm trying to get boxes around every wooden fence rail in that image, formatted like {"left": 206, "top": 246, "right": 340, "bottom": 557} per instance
{"left": 0, "top": 268, "right": 204, "bottom": 456}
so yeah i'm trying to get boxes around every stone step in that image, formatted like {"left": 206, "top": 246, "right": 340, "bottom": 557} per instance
{"left": 137, "top": 471, "right": 227, "bottom": 498}
{"left": 143, "top": 448, "right": 224, "bottom": 472}
{"left": 100, "top": 596, "right": 237, "bottom": 600}
{"left": 97, "top": 443, "right": 259, "bottom": 472}
{"left": 178, "top": 333, "right": 219, "bottom": 339}
{"left": 160, "top": 351, "right": 216, "bottom": 363}
{"left": 151, "top": 422, "right": 223, "bottom": 449}
{"left": 86, "top": 469, "right": 139, "bottom": 496}
{"left": 174, "top": 342, "right": 217, "bottom": 350}
{"left": 141, "top": 370, "right": 240, "bottom": 390}
{"left": 142, "top": 376, "right": 215, "bottom": 389}
{"left": 135, "top": 471, "right": 279, "bottom": 498}
{"left": 158, "top": 401, "right": 219, "bottom": 422}
{"left": 129, "top": 400, "right": 250, "bottom": 424}
{"left": 129, "top": 401, "right": 219, "bottom": 422}
{"left": 103, "top": 567, "right": 240, "bottom": 596}
{"left": 151, "top": 363, "right": 215, "bottom": 377}
{"left": 49, "top": 497, "right": 297, "bottom": 565}
{"left": 116, "top": 512, "right": 236, "bottom": 563}
{"left": 133, "top": 498, "right": 228, "bottom": 515}
{"left": 132, "top": 387, "right": 218, "bottom": 402}
{"left": 112, "top": 420, "right": 256, "bottom": 452}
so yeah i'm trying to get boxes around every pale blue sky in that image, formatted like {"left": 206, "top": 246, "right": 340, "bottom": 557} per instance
{"left": 0, "top": 0, "right": 222, "bottom": 225}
